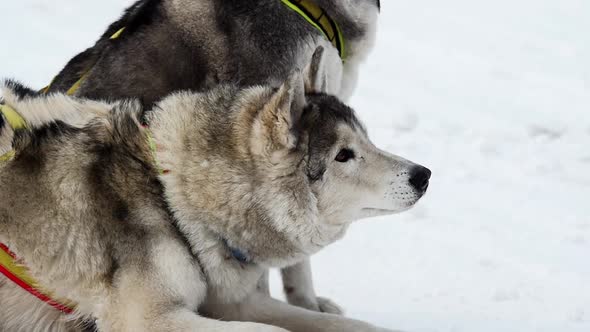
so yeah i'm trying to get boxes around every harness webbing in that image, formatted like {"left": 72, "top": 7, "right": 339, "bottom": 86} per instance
{"left": 0, "top": 244, "right": 75, "bottom": 314}
{"left": 0, "top": 104, "right": 26, "bottom": 162}
{"left": 281, "top": 0, "right": 346, "bottom": 60}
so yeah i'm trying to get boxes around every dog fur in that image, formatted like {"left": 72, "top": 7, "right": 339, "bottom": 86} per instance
{"left": 42, "top": 0, "right": 382, "bottom": 314}
{"left": 47, "top": 0, "right": 380, "bottom": 104}
{"left": 0, "top": 61, "right": 429, "bottom": 332}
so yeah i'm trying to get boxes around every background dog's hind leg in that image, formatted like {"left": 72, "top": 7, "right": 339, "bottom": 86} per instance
{"left": 281, "top": 258, "right": 344, "bottom": 315}
{"left": 257, "top": 270, "right": 271, "bottom": 296}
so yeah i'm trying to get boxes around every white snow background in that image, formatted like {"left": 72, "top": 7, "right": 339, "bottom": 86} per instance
{"left": 1, "top": 1, "right": 589, "bottom": 331}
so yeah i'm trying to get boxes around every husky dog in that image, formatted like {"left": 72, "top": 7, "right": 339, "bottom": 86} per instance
{"left": 0, "top": 64, "right": 430, "bottom": 331}
{"left": 47, "top": 0, "right": 380, "bottom": 104}
{"left": 44, "top": 0, "right": 382, "bottom": 313}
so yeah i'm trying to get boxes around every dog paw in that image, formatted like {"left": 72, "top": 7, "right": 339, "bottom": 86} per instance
{"left": 316, "top": 296, "right": 344, "bottom": 315}
{"left": 288, "top": 295, "right": 344, "bottom": 315}
{"left": 226, "top": 322, "right": 290, "bottom": 332}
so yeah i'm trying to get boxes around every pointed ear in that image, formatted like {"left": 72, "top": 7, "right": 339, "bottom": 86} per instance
{"left": 304, "top": 46, "right": 329, "bottom": 94}
{"left": 260, "top": 70, "right": 305, "bottom": 150}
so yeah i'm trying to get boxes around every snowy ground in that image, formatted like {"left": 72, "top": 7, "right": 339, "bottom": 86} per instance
{"left": 1, "top": 1, "right": 589, "bottom": 331}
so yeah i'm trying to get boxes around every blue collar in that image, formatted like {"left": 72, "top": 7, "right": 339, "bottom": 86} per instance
{"left": 222, "top": 238, "right": 251, "bottom": 264}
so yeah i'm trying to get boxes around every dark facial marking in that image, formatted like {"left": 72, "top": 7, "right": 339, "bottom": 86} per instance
{"left": 302, "top": 93, "right": 364, "bottom": 182}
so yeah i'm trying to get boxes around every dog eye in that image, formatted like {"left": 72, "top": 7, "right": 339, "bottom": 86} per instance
{"left": 335, "top": 148, "right": 355, "bottom": 163}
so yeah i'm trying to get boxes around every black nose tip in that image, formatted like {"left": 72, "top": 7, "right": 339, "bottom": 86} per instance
{"left": 409, "top": 166, "right": 431, "bottom": 192}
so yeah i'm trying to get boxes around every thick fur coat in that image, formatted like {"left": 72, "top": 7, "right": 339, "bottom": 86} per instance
{"left": 0, "top": 64, "right": 429, "bottom": 331}
{"left": 41, "top": 0, "right": 382, "bottom": 314}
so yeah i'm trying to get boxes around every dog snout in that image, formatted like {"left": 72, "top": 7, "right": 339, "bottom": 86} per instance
{"left": 409, "top": 166, "right": 431, "bottom": 193}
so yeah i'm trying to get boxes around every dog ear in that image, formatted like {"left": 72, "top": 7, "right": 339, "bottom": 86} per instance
{"left": 259, "top": 70, "right": 305, "bottom": 150}
{"left": 305, "top": 46, "right": 329, "bottom": 94}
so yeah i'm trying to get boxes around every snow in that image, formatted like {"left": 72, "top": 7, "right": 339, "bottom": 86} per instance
{"left": 1, "top": 1, "right": 589, "bottom": 331}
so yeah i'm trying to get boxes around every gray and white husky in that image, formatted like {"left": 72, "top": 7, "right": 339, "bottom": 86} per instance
{"left": 0, "top": 60, "right": 430, "bottom": 331}
{"left": 44, "top": 0, "right": 382, "bottom": 313}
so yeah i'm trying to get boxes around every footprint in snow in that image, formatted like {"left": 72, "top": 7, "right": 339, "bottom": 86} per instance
{"left": 492, "top": 289, "right": 520, "bottom": 302}
{"left": 528, "top": 125, "right": 564, "bottom": 141}
{"left": 569, "top": 309, "right": 588, "bottom": 323}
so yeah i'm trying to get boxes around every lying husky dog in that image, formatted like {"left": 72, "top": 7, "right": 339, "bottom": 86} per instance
{"left": 43, "top": 0, "right": 382, "bottom": 313}
{"left": 0, "top": 67, "right": 430, "bottom": 331}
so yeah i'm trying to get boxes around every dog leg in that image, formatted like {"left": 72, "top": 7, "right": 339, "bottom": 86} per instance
{"left": 281, "top": 258, "right": 343, "bottom": 315}
{"left": 95, "top": 239, "right": 287, "bottom": 332}
{"left": 0, "top": 276, "right": 85, "bottom": 332}
{"left": 100, "top": 306, "right": 289, "bottom": 332}
{"left": 203, "top": 292, "right": 398, "bottom": 332}
{"left": 133, "top": 308, "right": 290, "bottom": 332}
{"left": 257, "top": 270, "right": 271, "bottom": 296}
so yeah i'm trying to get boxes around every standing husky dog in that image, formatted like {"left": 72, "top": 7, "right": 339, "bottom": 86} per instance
{"left": 0, "top": 66, "right": 430, "bottom": 331}
{"left": 44, "top": 0, "right": 382, "bottom": 313}
{"left": 47, "top": 0, "right": 380, "bottom": 104}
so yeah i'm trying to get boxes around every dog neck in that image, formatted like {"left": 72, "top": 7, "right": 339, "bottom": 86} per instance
{"left": 281, "top": 0, "right": 346, "bottom": 60}
{"left": 144, "top": 89, "right": 348, "bottom": 267}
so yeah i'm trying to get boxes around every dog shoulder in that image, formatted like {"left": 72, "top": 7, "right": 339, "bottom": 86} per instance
{"left": 1, "top": 81, "right": 142, "bottom": 157}
{"left": 2, "top": 80, "right": 113, "bottom": 128}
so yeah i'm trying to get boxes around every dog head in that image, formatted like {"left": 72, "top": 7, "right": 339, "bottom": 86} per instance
{"left": 153, "top": 47, "right": 430, "bottom": 265}
{"left": 250, "top": 49, "right": 430, "bottom": 227}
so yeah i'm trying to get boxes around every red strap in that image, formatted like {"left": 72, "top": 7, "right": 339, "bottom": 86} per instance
{"left": 0, "top": 243, "right": 75, "bottom": 314}
{"left": 0, "top": 243, "right": 16, "bottom": 258}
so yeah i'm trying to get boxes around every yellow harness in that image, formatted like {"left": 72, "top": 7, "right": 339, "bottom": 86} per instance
{"left": 0, "top": 244, "right": 76, "bottom": 314}
{"left": 0, "top": 104, "right": 27, "bottom": 162}
{"left": 281, "top": 0, "right": 346, "bottom": 59}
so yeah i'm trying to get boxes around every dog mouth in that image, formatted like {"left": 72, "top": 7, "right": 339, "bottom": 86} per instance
{"left": 362, "top": 199, "right": 421, "bottom": 214}
{"left": 362, "top": 208, "right": 396, "bottom": 213}
{"left": 360, "top": 207, "right": 405, "bottom": 216}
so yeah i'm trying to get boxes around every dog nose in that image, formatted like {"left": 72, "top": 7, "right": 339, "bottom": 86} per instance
{"left": 409, "top": 166, "right": 431, "bottom": 192}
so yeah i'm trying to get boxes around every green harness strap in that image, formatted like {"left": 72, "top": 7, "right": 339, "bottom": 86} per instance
{"left": 281, "top": 0, "right": 346, "bottom": 60}
{"left": 0, "top": 104, "right": 27, "bottom": 162}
